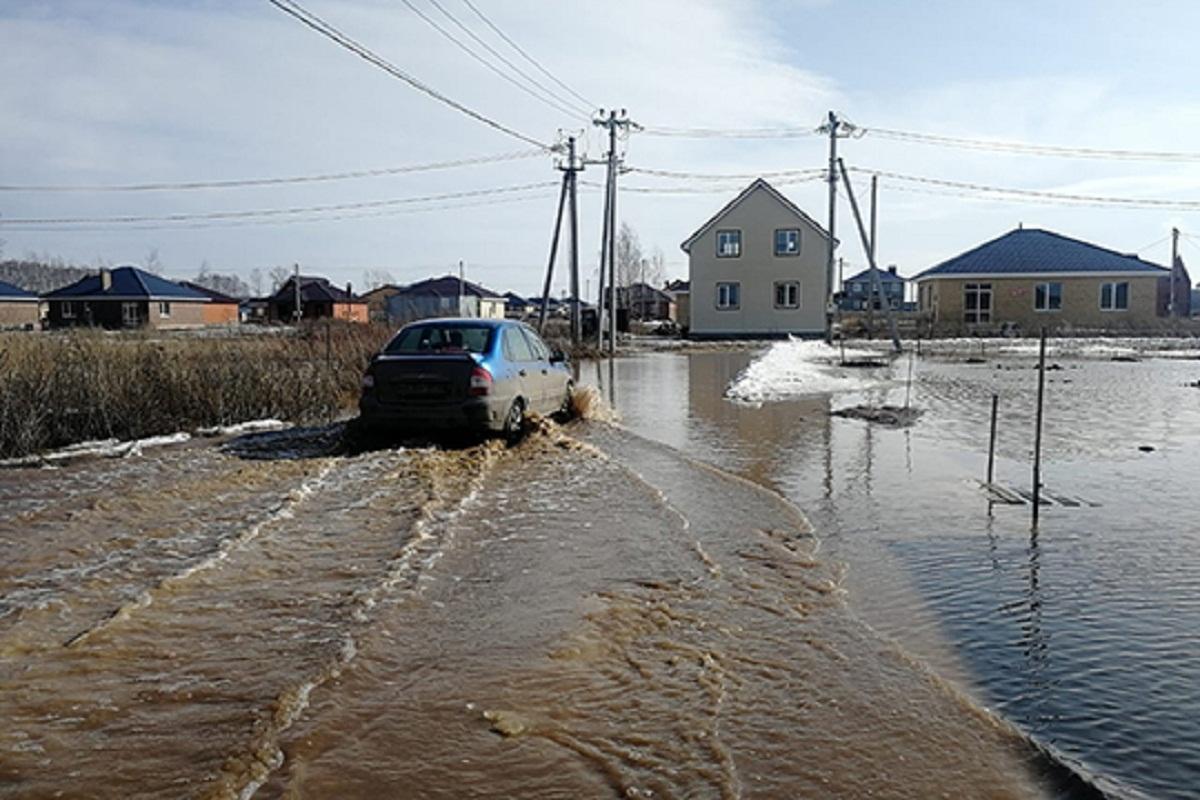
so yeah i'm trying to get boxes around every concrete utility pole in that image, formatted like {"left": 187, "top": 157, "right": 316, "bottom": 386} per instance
{"left": 866, "top": 173, "right": 878, "bottom": 339}
{"left": 593, "top": 108, "right": 639, "bottom": 355}
{"left": 1170, "top": 226, "right": 1180, "bottom": 318}
{"left": 820, "top": 112, "right": 846, "bottom": 343}
{"left": 458, "top": 259, "right": 466, "bottom": 317}
{"left": 537, "top": 170, "right": 569, "bottom": 333}
{"left": 293, "top": 262, "right": 301, "bottom": 325}
{"left": 836, "top": 158, "right": 901, "bottom": 353}
{"left": 566, "top": 136, "right": 581, "bottom": 343}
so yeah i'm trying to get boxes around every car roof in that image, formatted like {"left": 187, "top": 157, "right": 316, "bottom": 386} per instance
{"left": 404, "top": 317, "right": 510, "bottom": 328}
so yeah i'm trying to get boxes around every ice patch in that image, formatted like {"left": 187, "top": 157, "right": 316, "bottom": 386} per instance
{"left": 725, "top": 339, "right": 892, "bottom": 404}
{"left": 0, "top": 432, "right": 193, "bottom": 468}
{"left": 196, "top": 419, "right": 289, "bottom": 437}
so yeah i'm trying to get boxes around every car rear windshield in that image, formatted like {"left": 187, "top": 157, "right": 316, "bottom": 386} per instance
{"left": 385, "top": 324, "right": 494, "bottom": 355}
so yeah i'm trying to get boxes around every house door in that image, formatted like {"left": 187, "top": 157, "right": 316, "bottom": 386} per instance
{"left": 122, "top": 302, "right": 142, "bottom": 327}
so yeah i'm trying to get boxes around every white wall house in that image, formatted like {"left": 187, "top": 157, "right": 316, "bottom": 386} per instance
{"left": 682, "top": 178, "right": 831, "bottom": 339}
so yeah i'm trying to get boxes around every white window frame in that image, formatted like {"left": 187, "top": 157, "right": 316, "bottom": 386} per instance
{"left": 716, "top": 229, "right": 742, "bottom": 258}
{"left": 964, "top": 282, "right": 992, "bottom": 324}
{"left": 158, "top": 301, "right": 171, "bottom": 317}
{"left": 774, "top": 281, "right": 800, "bottom": 309}
{"left": 1034, "top": 282, "right": 1063, "bottom": 312}
{"left": 774, "top": 228, "right": 801, "bottom": 257}
{"left": 716, "top": 281, "right": 740, "bottom": 310}
{"left": 1099, "top": 281, "right": 1129, "bottom": 311}
{"left": 61, "top": 301, "right": 77, "bottom": 319}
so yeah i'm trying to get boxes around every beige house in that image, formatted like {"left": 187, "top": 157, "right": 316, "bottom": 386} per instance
{"left": 916, "top": 228, "right": 1174, "bottom": 335}
{"left": 0, "top": 280, "right": 40, "bottom": 329}
{"left": 44, "top": 267, "right": 211, "bottom": 330}
{"left": 682, "top": 178, "right": 831, "bottom": 339}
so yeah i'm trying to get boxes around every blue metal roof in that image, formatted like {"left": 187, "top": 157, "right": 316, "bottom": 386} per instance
{"left": 845, "top": 268, "right": 904, "bottom": 284}
{"left": 44, "top": 266, "right": 208, "bottom": 300}
{"left": 0, "top": 280, "right": 38, "bottom": 300}
{"left": 916, "top": 228, "right": 1170, "bottom": 279}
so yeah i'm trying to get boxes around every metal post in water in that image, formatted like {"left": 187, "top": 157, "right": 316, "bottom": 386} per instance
{"left": 904, "top": 349, "right": 915, "bottom": 409}
{"left": 987, "top": 393, "right": 998, "bottom": 485}
{"left": 1032, "top": 328, "right": 1047, "bottom": 527}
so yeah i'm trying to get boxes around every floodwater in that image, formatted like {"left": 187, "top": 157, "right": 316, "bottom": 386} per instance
{"left": 0, "top": 344, "right": 1192, "bottom": 799}
{"left": 590, "top": 344, "right": 1200, "bottom": 800}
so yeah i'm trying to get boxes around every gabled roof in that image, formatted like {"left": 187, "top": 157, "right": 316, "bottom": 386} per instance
{"left": 622, "top": 282, "right": 674, "bottom": 302}
{"left": 179, "top": 281, "right": 240, "bottom": 303}
{"left": 272, "top": 275, "right": 362, "bottom": 303}
{"left": 680, "top": 178, "right": 832, "bottom": 253}
{"left": 664, "top": 279, "right": 690, "bottom": 293}
{"left": 916, "top": 228, "right": 1170, "bottom": 280}
{"left": 845, "top": 268, "right": 904, "bottom": 284}
{"left": 44, "top": 266, "right": 209, "bottom": 301}
{"left": 399, "top": 275, "right": 503, "bottom": 299}
{"left": 0, "top": 279, "right": 38, "bottom": 301}
{"left": 360, "top": 284, "right": 404, "bottom": 299}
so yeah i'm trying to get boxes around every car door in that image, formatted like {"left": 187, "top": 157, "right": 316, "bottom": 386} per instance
{"left": 520, "top": 326, "right": 563, "bottom": 414}
{"left": 500, "top": 325, "right": 537, "bottom": 410}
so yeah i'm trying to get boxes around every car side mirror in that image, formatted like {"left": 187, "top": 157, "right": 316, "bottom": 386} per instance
{"left": 549, "top": 349, "right": 567, "bottom": 364}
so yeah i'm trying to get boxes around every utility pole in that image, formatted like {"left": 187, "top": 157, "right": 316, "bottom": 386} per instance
{"left": 818, "top": 112, "right": 855, "bottom": 343}
{"left": 293, "top": 262, "right": 301, "bottom": 325}
{"left": 537, "top": 168, "right": 569, "bottom": 333}
{"left": 458, "top": 259, "right": 466, "bottom": 317}
{"left": 1170, "top": 226, "right": 1180, "bottom": 318}
{"left": 593, "top": 108, "right": 639, "bottom": 355}
{"left": 566, "top": 136, "right": 581, "bottom": 343}
{"left": 836, "top": 158, "right": 901, "bottom": 353}
{"left": 866, "top": 173, "right": 878, "bottom": 340}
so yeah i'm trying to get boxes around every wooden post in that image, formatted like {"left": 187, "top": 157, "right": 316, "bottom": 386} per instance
{"left": 987, "top": 393, "right": 998, "bottom": 485}
{"left": 1032, "top": 328, "right": 1047, "bottom": 527}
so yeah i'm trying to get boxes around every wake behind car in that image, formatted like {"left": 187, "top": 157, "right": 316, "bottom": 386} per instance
{"left": 356, "top": 318, "right": 573, "bottom": 441}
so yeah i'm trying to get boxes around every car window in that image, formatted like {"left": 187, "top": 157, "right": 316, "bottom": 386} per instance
{"left": 386, "top": 324, "right": 493, "bottom": 355}
{"left": 502, "top": 327, "right": 535, "bottom": 362}
{"left": 520, "top": 327, "right": 551, "bottom": 361}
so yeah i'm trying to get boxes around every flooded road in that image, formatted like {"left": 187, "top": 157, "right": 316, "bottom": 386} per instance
{"left": 1, "top": 400, "right": 1071, "bottom": 797}
{"left": 591, "top": 344, "right": 1200, "bottom": 800}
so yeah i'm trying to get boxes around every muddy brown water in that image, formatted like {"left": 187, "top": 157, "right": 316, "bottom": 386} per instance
{"left": 2, "top": 392, "right": 1090, "bottom": 797}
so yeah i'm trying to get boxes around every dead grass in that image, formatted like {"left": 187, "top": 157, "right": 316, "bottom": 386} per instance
{"left": 0, "top": 323, "right": 392, "bottom": 458}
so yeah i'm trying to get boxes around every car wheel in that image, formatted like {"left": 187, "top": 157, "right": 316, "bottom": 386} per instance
{"left": 503, "top": 399, "right": 525, "bottom": 444}
{"left": 555, "top": 381, "right": 575, "bottom": 422}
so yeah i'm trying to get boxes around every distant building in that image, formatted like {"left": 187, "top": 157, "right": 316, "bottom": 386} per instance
{"left": 503, "top": 292, "right": 532, "bottom": 319}
{"left": 682, "top": 178, "right": 832, "bottom": 339}
{"left": 386, "top": 275, "right": 506, "bottom": 325}
{"left": 0, "top": 280, "right": 40, "bottom": 330}
{"left": 618, "top": 282, "right": 676, "bottom": 321}
{"left": 839, "top": 266, "right": 908, "bottom": 311}
{"left": 179, "top": 281, "right": 241, "bottom": 326}
{"left": 915, "top": 228, "right": 1173, "bottom": 334}
{"left": 268, "top": 275, "right": 367, "bottom": 323}
{"left": 360, "top": 284, "right": 404, "bottom": 323}
{"left": 664, "top": 279, "right": 690, "bottom": 329}
{"left": 1192, "top": 286, "right": 1200, "bottom": 318}
{"left": 43, "top": 266, "right": 211, "bottom": 329}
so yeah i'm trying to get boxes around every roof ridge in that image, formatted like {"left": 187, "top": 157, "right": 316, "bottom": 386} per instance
{"left": 680, "top": 178, "right": 832, "bottom": 253}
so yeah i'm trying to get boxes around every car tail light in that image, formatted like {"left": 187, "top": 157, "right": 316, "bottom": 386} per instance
{"left": 361, "top": 372, "right": 375, "bottom": 389}
{"left": 468, "top": 366, "right": 493, "bottom": 396}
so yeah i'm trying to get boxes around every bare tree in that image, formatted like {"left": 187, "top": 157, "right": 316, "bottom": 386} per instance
{"left": 249, "top": 268, "right": 264, "bottom": 297}
{"left": 144, "top": 248, "right": 163, "bottom": 274}
{"left": 362, "top": 269, "right": 395, "bottom": 291}
{"left": 616, "top": 222, "right": 643, "bottom": 289}
{"left": 268, "top": 265, "right": 291, "bottom": 292}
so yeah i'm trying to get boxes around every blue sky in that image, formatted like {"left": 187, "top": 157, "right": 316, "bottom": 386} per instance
{"left": 2, "top": 0, "right": 1198, "bottom": 295}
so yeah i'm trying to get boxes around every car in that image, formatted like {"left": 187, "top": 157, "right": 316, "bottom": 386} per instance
{"left": 355, "top": 318, "right": 573, "bottom": 442}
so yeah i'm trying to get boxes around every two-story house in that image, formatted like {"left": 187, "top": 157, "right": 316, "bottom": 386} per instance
{"left": 682, "top": 178, "right": 831, "bottom": 339}
{"left": 839, "top": 266, "right": 906, "bottom": 311}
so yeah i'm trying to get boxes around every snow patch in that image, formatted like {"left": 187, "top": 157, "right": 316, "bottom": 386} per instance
{"left": 0, "top": 432, "right": 193, "bottom": 468}
{"left": 196, "top": 419, "right": 289, "bottom": 437}
{"left": 725, "top": 339, "right": 892, "bottom": 404}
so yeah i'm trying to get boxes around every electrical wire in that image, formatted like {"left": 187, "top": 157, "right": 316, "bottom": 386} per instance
{"left": 0, "top": 182, "right": 559, "bottom": 227}
{"left": 396, "top": 0, "right": 587, "bottom": 121}
{"left": 0, "top": 150, "right": 544, "bottom": 193}
{"left": 458, "top": 0, "right": 595, "bottom": 112}
{"left": 423, "top": 0, "right": 592, "bottom": 117}
{"left": 641, "top": 125, "right": 820, "bottom": 139}
{"left": 579, "top": 174, "right": 823, "bottom": 194}
{"left": 627, "top": 166, "right": 826, "bottom": 181}
{"left": 862, "top": 127, "right": 1200, "bottom": 163}
{"left": 264, "top": 0, "right": 553, "bottom": 151}
{"left": 850, "top": 167, "right": 1200, "bottom": 210}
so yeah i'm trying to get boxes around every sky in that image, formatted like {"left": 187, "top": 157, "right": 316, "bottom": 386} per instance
{"left": 3, "top": 0, "right": 1200, "bottom": 297}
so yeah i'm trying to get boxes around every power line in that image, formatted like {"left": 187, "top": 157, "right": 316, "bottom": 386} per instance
{"left": 579, "top": 174, "right": 823, "bottom": 194}
{"left": 852, "top": 167, "right": 1200, "bottom": 210}
{"left": 0, "top": 150, "right": 544, "bottom": 192}
{"left": 396, "top": 0, "right": 587, "bottom": 121}
{"left": 862, "top": 126, "right": 1200, "bottom": 163}
{"left": 458, "top": 0, "right": 595, "bottom": 111}
{"left": 0, "top": 182, "right": 558, "bottom": 227}
{"left": 641, "top": 124, "right": 821, "bottom": 139}
{"left": 626, "top": 166, "right": 826, "bottom": 181}
{"left": 423, "top": 0, "right": 592, "bottom": 117}
{"left": 264, "top": 0, "right": 552, "bottom": 151}
{"left": 1, "top": 190, "right": 555, "bottom": 232}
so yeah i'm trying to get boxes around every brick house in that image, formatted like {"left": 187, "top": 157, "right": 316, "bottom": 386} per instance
{"left": 43, "top": 267, "right": 210, "bottom": 329}
{"left": 0, "top": 280, "right": 40, "bottom": 330}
